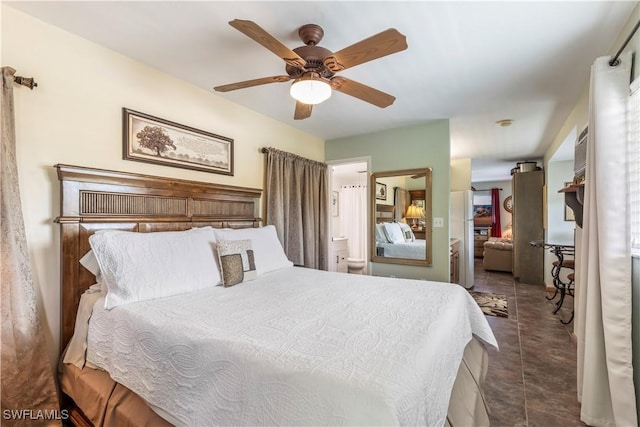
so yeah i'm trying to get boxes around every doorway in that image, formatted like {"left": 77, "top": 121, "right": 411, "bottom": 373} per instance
{"left": 327, "top": 158, "right": 370, "bottom": 275}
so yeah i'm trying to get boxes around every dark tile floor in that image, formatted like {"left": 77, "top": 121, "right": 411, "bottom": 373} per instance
{"left": 473, "top": 259, "right": 585, "bottom": 427}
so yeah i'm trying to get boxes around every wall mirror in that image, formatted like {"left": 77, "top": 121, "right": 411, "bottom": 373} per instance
{"left": 371, "top": 167, "right": 432, "bottom": 267}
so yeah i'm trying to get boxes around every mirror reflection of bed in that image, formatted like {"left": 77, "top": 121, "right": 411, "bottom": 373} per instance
{"left": 375, "top": 205, "right": 427, "bottom": 259}
{"left": 370, "top": 168, "right": 432, "bottom": 267}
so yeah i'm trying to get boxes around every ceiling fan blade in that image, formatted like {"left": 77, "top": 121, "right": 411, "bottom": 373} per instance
{"left": 330, "top": 76, "right": 396, "bottom": 108}
{"left": 214, "top": 75, "right": 291, "bottom": 92}
{"left": 324, "top": 28, "right": 407, "bottom": 72}
{"left": 229, "top": 19, "right": 306, "bottom": 69}
{"left": 294, "top": 101, "right": 313, "bottom": 120}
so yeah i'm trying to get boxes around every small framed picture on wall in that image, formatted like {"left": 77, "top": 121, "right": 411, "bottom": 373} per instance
{"left": 375, "top": 182, "right": 387, "bottom": 200}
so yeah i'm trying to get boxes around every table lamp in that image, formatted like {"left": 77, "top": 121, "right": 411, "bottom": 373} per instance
{"left": 406, "top": 204, "right": 424, "bottom": 229}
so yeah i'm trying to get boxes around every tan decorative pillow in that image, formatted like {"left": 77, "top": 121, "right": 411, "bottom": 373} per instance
{"left": 217, "top": 239, "right": 257, "bottom": 287}
{"left": 398, "top": 223, "right": 415, "bottom": 242}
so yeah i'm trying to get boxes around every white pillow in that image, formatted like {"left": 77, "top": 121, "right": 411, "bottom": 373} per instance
{"left": 81, "top": 227, "right": 221, "bottom": 278}
{"left": 398, "top": 223, "right": 415, "bottom": 242}
{"left": 383, "top": 222, "right": 405, "bottom": 244}
{"left": 375, "top": 224, "right": 389, "bottom": 243}
{"left": 213, "top": 225, "right": 293, "bottom": 274}
{"left": 79, "top": 228, "right": 127, "bottom": 277}
{"left": 90, "top": 228, "right": 222, "bottom": 309}
{"left": 79, "top": 250, "right": 100, "bottom": 276}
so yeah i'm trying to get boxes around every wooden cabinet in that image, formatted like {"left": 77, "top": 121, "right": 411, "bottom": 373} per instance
{"left": 330, "top": 238, "right": 348, "bottom": 273}
{"left": 473, "top": 227, "right": 490, "bottom": 258}
{"left": 450, "top": 239, "right": 460, "bottom": 284}
{"left": 512, "top": 170, "right": 544, "bottom": 284}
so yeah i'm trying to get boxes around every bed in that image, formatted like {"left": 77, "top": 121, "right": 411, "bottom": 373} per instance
{"left": 374, "top": 210, "right": 427, "bottom": 260}
{"left": 56, "top": 164, "right": 497, "bottom": 427}
{"left": 376, "top": 239, "right": 427, "bottom": 259}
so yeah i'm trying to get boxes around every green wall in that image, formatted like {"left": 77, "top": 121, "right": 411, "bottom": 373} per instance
{"left": 325, "top": 120, "right": 451, "bottom": 282}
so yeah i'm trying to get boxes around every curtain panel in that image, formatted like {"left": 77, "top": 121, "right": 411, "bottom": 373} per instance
{"left": 1, "top": 67, "right": 60, "bottom": 425}
{"left": 490, "top": 188, "right": 502, "bottom": 238}
{"left": 394, "top": 187, "right": 408, "bottom": 222}
{"left": 264, "top": 147, "right": 328, "bottom": 270}
{"left": 575, "top": 53, "right": 637, "bottom": 427}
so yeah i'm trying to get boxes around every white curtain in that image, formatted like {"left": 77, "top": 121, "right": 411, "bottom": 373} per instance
{"left": 339, "top": 185, "right": 367, "bottom": 260}
{"left": 1, "top": 67, "right": 60, "bottom": 424}
{"left": 576, "top": 53, "right": 637, "bottom": 427}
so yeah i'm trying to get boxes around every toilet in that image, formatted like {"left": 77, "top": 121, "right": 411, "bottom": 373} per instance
{"left": 347, "top": 258, "right": 366, "bottom": 274}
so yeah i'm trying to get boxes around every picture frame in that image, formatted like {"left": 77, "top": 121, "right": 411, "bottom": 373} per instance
{"left": 564, "top": 182, "right": 575, "bottom": 221}
{"left": 123, "top": 108, "right": 233, "bottom": 175}
{"left": 331, "top": 191, "right": 339, "bottom": 216}
{"left": 375, "top": 182, "right": 387, "bottom": 200}
{"left": 473, "top": 204, "right": 492, "bottom": 226}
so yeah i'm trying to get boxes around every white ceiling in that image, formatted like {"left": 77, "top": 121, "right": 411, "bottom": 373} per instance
{"left": 7, "top": 1, "right": 636, "bottom": 181}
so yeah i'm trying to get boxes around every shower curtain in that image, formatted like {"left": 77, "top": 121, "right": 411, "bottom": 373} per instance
{"left": 339, "top": 185, "right": 367, "bottom": 261}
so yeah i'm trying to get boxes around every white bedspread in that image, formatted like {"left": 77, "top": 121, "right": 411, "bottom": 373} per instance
{"left": 86, "top": 267, "right": 497, "bottom": 426}
{"left": 377, "top": 239, "right": 426, "bottom": 259}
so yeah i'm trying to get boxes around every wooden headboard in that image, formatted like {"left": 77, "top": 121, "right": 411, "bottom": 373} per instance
{"left": 55, "top": 164, "right": 262, "bottom": 353}
{"left": 375, "top": 204, "right": 395, "bottom": 223}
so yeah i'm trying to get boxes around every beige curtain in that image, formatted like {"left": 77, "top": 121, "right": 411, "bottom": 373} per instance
{"left": 264, "top": 147, "right": 328, "bottom": 270}
{"left": 394, "top": 187, "right": 408, "bottom": 222}
{"left": 576, "top": 54, "right": 637, "bottom": 427}
{"left": 1, "top": 67, "right": 60, "bottom": 425}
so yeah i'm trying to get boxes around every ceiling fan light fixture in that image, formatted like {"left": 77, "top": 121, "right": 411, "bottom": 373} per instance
{"left": 290, "top": 76, "right": 332, "bottom": 105}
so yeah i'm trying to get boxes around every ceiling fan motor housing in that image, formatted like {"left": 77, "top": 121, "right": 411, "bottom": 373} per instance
{"left": 287, "top": 45, "right": 335, "bottom": 79}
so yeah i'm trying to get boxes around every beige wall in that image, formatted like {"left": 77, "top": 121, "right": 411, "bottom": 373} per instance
{"left": 451, "top": 158, "right": 472, "bottom": 192}
{"left": 2, "top": 5, "right": 324, "bottom": 367}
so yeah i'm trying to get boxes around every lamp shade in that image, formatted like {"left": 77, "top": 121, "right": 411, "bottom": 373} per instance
{"left": 290, "top": 76, "right": 332, "bottom": 105}
{"left": 406, "top": 204, "right": 424, "bottom": 219}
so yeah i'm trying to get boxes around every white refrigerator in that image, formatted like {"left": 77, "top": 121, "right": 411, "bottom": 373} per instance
{"left": 450, "top": 190, "right": 474, "bottom": 288}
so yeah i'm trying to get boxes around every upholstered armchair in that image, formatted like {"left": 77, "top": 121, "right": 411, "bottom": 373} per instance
{"left": 482, "top": 238, "right": 513, "bottom": 273}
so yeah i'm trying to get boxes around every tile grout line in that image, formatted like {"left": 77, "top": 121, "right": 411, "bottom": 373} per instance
{"left": 512, "top": 274, "right": 530, "bottom": 427}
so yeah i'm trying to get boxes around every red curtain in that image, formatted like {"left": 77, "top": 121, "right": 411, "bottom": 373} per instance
{"left": 491, "top": 188, "right": 502, "bottom": 237}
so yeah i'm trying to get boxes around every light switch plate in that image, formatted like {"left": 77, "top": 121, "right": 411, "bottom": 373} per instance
{"left": 433, "top": 217, "right": 444, "bottom": 228}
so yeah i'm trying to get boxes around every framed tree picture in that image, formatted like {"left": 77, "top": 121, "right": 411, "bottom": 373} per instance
{"left": 123, "top": 108, "right": 233, "bottom": 175}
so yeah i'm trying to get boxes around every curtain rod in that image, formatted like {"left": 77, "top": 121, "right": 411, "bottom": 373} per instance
{"left": 609, "top": 19, "right": 640, "bottom": 66}
{"left": 13, "top": 74, "right": 37, "bottom": 90}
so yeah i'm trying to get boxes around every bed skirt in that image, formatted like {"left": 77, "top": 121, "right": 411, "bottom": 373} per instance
{"left": 60, "top": 337, "right": 490, "bottom": 427}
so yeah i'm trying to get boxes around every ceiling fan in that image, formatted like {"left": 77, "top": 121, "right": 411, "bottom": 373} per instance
{"left": 214, "top": 20, "right": 408, "bottom": 120}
